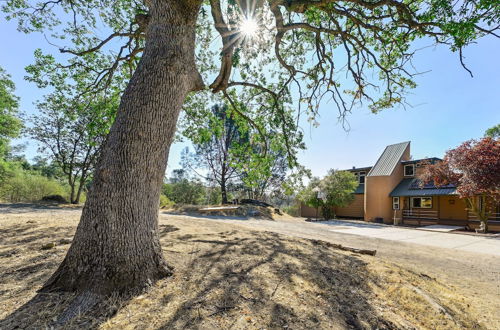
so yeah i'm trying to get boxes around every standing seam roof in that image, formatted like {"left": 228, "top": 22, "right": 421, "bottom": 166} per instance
{"left": 368, "top": 141, "right": 410, "bottom": 177}
{"left": 390, "top": 178, "right": 457, "bottom": 196}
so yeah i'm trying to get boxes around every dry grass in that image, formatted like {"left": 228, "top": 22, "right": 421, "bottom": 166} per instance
{"left": 0, "top": 206, "right": 492, "bottom": 329}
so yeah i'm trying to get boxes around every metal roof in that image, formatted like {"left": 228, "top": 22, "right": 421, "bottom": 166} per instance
{"left": 401, "top": 157, "right": 441, "bottom": 165}
{"left": 390, "top": 178, "right": 457, "bottom": 197}
{"left": 344, "top": 166, "right": 372, "bottom": 172}
{"left": 368, "top": 142, "right": 410, "bottom": 177}
{"left": 354, "top": 184, "right": 365, "bottom": 194}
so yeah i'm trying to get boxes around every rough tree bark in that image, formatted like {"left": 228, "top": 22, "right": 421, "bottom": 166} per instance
{"left": 41, "top": 0, "right": 204, "bottom": 296}
{"left": 221, "top": 176, "right": 228, "bottom": 204}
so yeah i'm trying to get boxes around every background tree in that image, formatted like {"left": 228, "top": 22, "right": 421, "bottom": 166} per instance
{"left": 3, "top": 0, "right": 499, "bottom": 308}
{"left": 299, "top": 170, "right": 358, "bottom": 219}
{"left": 298, "top": 176, "right": 324, "bottom": 218}
{"left": 0, "top": 66, "right": 22, "bottom": 181}
{"left": 162, "top": 169, "right": 205, "bottom": 205}
{"left": 182, "top": 104, "right": 248, "bottom": 204}
{"left": 485, "top": 124, "right": 500, "bottom": 139}
{"left": 182, "top": 100, "right": 304, "bottom": 203}
{"left": 419, "top": 137, "right": 500, "bottom": 232}
{"left": 237, "top": 146, "right": 290, "bottom": 201}
{"left": 27, "top": 88, "right": 118, "bottom": 204}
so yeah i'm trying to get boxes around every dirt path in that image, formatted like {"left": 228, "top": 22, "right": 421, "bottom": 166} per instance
{"left": 159, "top": 213, "right": 500, "bottom": 323}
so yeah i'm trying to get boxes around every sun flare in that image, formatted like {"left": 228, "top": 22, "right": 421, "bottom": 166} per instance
{"left": 240, "top": 17, "right": 258, "bottom": 36}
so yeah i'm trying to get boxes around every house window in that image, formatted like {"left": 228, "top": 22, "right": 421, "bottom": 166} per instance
{"left": 404, "top": 164, "right": 415, "bottom": 176}
{"left": 393, "top": 197, "right": 400, "bottom": 210}
{"left": 411, "top": 197, "right": 432, "bottom": 208}
{"left": 358, "top": 171, "right": 366, "bottom": 184}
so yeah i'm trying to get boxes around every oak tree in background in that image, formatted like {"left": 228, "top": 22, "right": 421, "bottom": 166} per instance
{"left": 27, "top": 87, "right": 118, "bottom": 204}
{"left": 3, "top": 0, "right": 499, "bottom": 310}
{"left": 419, "top": 138, "right": 500, "bottom": 232}
{"left": 299, "top": 170, "right": 358, "bottom": 219}
{"left": 0, "top": 66, "right": 22, "bottom": 180}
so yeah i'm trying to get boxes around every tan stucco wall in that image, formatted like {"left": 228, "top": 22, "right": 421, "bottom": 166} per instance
{"left": 365, "top": 145, "right": 410, "bottom": 223}
{"left": 335, "top": 194, "right": 364, "bottom": 218}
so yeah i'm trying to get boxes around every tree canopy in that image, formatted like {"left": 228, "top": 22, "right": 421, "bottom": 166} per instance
{"left": 27, "top": 79, "right": 118, "bottom": 203}
{"left": 4, "top": 0, "right": 499, "bottom": 153}
{"left": 0, "top": 66, "right": 22, "bottom": 179}
{"left": 299, "top": 170, "right": 358, "bottom": 219}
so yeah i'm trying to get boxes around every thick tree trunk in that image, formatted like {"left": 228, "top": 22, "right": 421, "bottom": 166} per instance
{"left": 41, "top": 0, "right": 204, "bottom": 296}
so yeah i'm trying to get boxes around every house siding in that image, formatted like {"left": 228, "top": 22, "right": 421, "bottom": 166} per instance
{"left": 335, "top": 194, "right": 364, "bottom": 218}
{"left": 365, "top": 144, "right": 410, "bottom": 224}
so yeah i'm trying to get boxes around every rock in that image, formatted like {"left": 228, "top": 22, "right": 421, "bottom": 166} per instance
{"left": 59, "top": 238, "right": 72, "bottom": 245}
{"left": 41, "top": 194, "right": 68, "bottom": 203}
{"left": 26, "top": 220, "right": 37, "bottom": 224}
{"left": 41, "top": 242, "right": 56, "bottom": 250}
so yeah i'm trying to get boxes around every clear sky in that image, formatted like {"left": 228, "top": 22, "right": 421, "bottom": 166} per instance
{"left": 1, "top": 18, "right": 499, "bottom": 179}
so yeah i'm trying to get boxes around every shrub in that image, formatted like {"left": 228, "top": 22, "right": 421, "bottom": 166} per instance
{"left": 0, "top": 169, "right": 69, "bottom": 202}
{"left": 159, "top": 194, "right": 175, "bottom": 209}
{"left": 163, "top": 180, "right": 205, "bottom": 205}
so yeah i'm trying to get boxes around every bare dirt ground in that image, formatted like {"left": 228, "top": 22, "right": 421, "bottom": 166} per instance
{"left": 0, "top": 204, "right": 499, "bottom": 329}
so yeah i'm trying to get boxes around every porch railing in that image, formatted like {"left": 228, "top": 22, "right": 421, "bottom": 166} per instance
{"left": 402, "top": 209, "right": 438, "bottom": 220}
{"left": 467, "top": 211, "right": 500, "bottom": 221}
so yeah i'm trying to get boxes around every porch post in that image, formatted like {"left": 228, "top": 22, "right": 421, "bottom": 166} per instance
{"left": 437, "top": 196, "right": 441, "bottom": 224}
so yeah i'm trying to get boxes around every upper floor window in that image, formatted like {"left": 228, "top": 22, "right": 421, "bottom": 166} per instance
{"left": 404, "top": 164, "right": 415, "bottom": 176}
{"left": 358, "top": 171, "right": 366, "bottom": 184}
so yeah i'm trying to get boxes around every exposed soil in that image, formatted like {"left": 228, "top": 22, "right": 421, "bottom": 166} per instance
{"left": 0, "top": 204, "right": 497, "bottom": 329}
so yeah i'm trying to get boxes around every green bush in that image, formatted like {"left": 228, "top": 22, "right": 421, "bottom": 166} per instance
{"left": 0, "top": 168, "right": 69, "bottom": 202}
{"left": 162, "top": 180, "right": 205, "bottom": 205}
{"left": 159, "top": 194, "right": 175, "bottom": 209}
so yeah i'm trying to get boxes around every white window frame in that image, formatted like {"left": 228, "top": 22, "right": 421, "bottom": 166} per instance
{"left": 411, "top": 197, "right": 432, "bottom": 209}
{"left": 358, "top": 171, "right": 366, "bottom": 184}
{"left": 404, "top": 164, "right": 415, "bottom": 177}
{"left": 392, "top": 197, "right": 400, "bottom": 210}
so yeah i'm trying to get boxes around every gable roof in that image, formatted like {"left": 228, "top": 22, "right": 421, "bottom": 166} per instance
{"left": 368, "top": 141, "right": 410, "bottom": 177}
{"left": 390, "top": 178, "right": 457, "bottom": 197}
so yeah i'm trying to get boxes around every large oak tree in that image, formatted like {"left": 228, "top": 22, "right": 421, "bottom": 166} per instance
{"left": 3, "top": 0, "right": 499, "bottom": 310}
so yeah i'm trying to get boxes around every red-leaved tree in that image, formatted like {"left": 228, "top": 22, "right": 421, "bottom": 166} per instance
{"left": 419, "top": 137, "right": 500, "bottom": 232}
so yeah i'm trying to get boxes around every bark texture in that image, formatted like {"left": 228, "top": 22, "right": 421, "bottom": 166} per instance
{"left": 42, "top": 0, "right": 204, "bottom": 295}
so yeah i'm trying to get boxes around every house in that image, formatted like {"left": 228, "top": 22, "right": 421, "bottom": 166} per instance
{"left": 300, "top": 141, "right": 500, "bottom": 231}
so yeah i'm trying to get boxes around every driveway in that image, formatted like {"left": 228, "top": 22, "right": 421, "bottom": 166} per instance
{"left": 319, "top": 220, "right": 500, "bottom": 256}
{"left": 161, "top": 212, "right": 500, "bottom": 314}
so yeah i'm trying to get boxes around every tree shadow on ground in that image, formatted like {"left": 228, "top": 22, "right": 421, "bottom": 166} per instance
{"left": 0, "top": 215, "right": 481, "bottom": 329}
{"left": 156, "top": 230, "right": 396, "bottom": 329}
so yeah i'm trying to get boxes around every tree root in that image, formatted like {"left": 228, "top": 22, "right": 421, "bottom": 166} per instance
{"left": 51, "top": 291, "right": 101, "bottom": 327}
{"left": 310, "top": 239, "right": 377, "bottom": 256}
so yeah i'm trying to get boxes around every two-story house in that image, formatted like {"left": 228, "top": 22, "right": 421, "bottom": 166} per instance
{"left": 301, "top": 141, "right": 500, "bottom": 231}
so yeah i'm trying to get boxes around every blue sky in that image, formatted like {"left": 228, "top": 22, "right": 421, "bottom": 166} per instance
{"left": 1, "top": 18, "right": 499, "bottom": 178}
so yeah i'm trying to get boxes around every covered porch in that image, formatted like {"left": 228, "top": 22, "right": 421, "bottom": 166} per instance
{"left": 390, "top": 179, "right": 500, "bottom": 231}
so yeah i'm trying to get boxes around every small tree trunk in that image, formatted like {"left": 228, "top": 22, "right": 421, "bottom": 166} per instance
{"left": 41, "top": 0, "right": 204, "bottom": 296}
{"left": 69, "top": 179, "right": 76, "bottom": 204}
{"left": 74, "top": 181, "right": 83, "bottom": 204}
{"left": 221, "top": 178, "right": 228, "bottom": 204}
